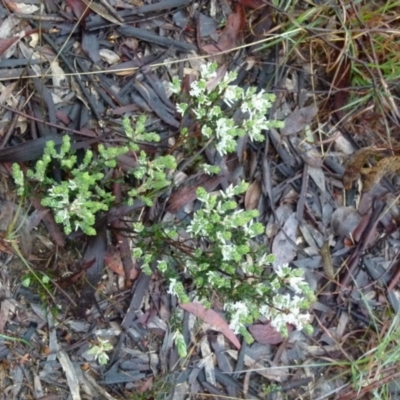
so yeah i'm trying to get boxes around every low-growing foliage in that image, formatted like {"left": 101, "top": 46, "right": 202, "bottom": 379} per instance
{"left": 12, "top": 116, "right": 176, "bottom": 235}
{"left": 134, "top": 182, "right": 315, "bottom": 342}
{"left": 12, "top": 63, "right": 315, "bottom": 344}
{"left": 87, "top": 338, "right": 113, "bottom": 365}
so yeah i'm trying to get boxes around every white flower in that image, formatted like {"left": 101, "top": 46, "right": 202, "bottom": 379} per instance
{"left": 215, "top": 134, "right": 235, "bottom": 156}
{"left": 226, "top": 301, "right": 249, "bottom": 333}
{"left": 221, "top": 244, "right": 234, "bottom": 261}
{"left": 223, "top": 85, "right": 240, "bottom": 107}
{"left": 251, "top": 90, "right": 272, "bottom": 112}
{"left": 167, "top": 278, "right": 179, "bottom": 296}
{"left": 201, "top": 125, "right": 213, "bottom": 138}
{"left": 187, "top": 215, "right": 208, "bottom": 236}
{"left": 274, "top": 264, "right": 288, "bottom": 278}
{"left": 245, "top": 116, "right": 270, "bottom": 141}
{"left": 190, "top": 80, "right": 205, "bottom": 97}
{"left": 170, "top": 77, "right": 181, "bottom": 94}
{"left": 259, "top": 305, "right": 272, "bottom": 319}
{"left": 287, "top": 276, "right": 306, "bottom": 294}
{"left": 215, "top": 118, "right": 230, "bottom": 138}
{"left": 222, "top": 70, "right": 238, "bottom": 86}
{"left": 241, "top": 100, "right": 252, "bottom": 115}
{"left": 200, "top": 63, "right": 217, "bottom": 80}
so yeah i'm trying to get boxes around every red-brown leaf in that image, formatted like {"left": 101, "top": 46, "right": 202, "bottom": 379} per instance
{"left": 180, "top": 302, "right": 241, "bottom": 349}
{"left": 248, "top": 323, "right": 286, "bottom": 345}
{"left": 166, "top": 174, "right": 223, "bottom": 214}
{"left": 202, "top": 4, "right": 246, "bottom": 54}
{"left": 0, "top": 37, "right": 19, "bottom": 57}
{"left": 65, "top": 0, "right": 91, "bottom": 21}
{"left": 105, "top": 246, "right": 138, "bottom": 280}
{"left": 244, "top": 179, "right": 261, "bottom": 210}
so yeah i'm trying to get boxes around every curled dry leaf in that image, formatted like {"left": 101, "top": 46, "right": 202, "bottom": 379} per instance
{"left": 3, "top": 0, "right": 39, "bottom": 14}
{"left": 180, "top": 302, "right": 241, "bottom": 349}
{"left": 99, "top": 49, "right": 120, "bottom": 65}
{"left": 244, "top": 179, "right": 261, "bottom": 210}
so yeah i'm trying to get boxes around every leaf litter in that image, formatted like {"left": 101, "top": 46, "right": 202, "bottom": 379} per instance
{"left": 0, "top": 0, "right": 398, "bottom": 399}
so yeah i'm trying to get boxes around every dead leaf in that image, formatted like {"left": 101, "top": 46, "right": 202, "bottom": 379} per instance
{"left": 272, "top": 212, "right": 299, "bottom": 268}
{"left": 248, "top": 323, "right": 289, "bottom": 344}
{"left": 331, "top": 206, "right": 361, "bottom": 237}
{"left": 0, "top": 36, "right": 19, "bottom": 58}
{"left": 3, "top": 0, "right": 38, "bottom": 13}
{"left": 247, "top": 5, "right": 273, "bottom": 53}
{"left": 65, "top": 0, "right": 91, "bottom": 21}
{"left": 364, "top": 156, "right": 400, "bottom": 191}
{"left": 12, "top": 2, "right": 39, "bottom": 13}
{"left": 0, "top": 16, "right": 19, "bottom": 39}
{"left": 105, "top": 247, "right": 138, "bottom": 280}
{"left": 281, "top": 105, "right": 318, "bottom": 136}
{"left": 244, "top": 179, "right": 261, "bottom": 210}
{"left": 99, "top": 49, "right": 120, "bottom": 64}
{"left": 309, "top": 166, "right": 325, "bottom": 194}
{"left": 180, "top": 302, "right": 241, "bottom": 349}
{"left": 166, "top": 174, "right": 223, "bottom": 214}
{"left": 50, "top": 61, "right": 68, "bottom": 98}
{"left": 80, "top": 0, "right": 122, "bottom": 25}
{"left": 227, "top": 349, "right": 287, "bottom": 381}
{"left": 343, "top": 147, "right": 385, "bottom": 189}
{"left": 202, "top": 3, "right": 246, "bottom": 54}
{"left": 293, "top": 139, "right": 323, "bottom": 167}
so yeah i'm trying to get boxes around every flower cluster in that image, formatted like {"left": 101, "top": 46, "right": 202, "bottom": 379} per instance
{"left": 226, "top": 262, "right": 315, "bottom": 337}
{"left": 13, "top": 117, "right": 176, "bottom": 236}
{"left": 13, "top": 135, "right": 116, "bottom": 235}
{"left": 152, "top": 182, "right": 315, "bottom": 341}
{"left": 171, "top": 63, "right": 284, "bottom": 155}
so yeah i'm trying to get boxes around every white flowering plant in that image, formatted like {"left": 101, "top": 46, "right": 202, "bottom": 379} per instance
{"left": 11, "top": 63, "right": 314, "bottom": 345}
{"left": 133, "top": 182, "right": 315, "bottom": 342}
{"left": 170, "top": 62, "right": 284, "bottom": 156}
{"left": 12, "top": 116, "right": 176, "bottom": 235}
